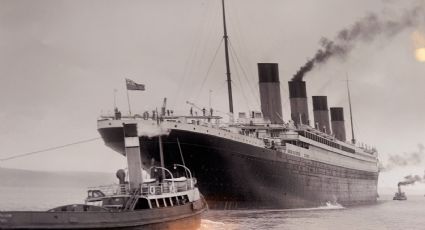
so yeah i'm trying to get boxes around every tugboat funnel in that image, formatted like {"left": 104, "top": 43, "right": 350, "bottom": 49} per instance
{"left": 123, "top": 123, "right": 143, "bottom": 191}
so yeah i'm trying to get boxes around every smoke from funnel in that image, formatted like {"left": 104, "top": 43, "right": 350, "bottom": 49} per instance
{"left": 292, "top": 4, "right": 424, "bottom": 81}
{"left": 398, "top": 174, "right": 423, "bottom": 186}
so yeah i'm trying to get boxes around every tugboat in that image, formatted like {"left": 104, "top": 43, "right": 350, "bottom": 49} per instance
{"left": 393, "top": 183, "right": 407, "bottom": 201}
{"left": 0, "top": 123, "right": 207, "bottom": 229}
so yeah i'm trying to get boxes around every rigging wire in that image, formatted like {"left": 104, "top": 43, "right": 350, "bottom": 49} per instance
{"left": 172, "top": 1, "right": 215, "bottom": 107}
{"left": 0, "top": 137, "right": 101, "bottom": 162}
{"left": 228, "top": 40, "right": 261, "bottom": 108}
{"left": 190, "top": 2, "right": 222, "bottom": 102}
{"left": 192, "top": 38, "right": 224, "bottom": 102}
{"left": 227, "top": 1, "right": 260, "bottom": 102}
{"left": 228, "top": 45, "right": 251, "bottom": 111}
{"left": 196, "top": 7, "right": 222, "bottom": 74}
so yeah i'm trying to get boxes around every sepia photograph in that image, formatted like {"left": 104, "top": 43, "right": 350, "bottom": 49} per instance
{"left": 0, "top": 0, "right": 424, "bottom": 229}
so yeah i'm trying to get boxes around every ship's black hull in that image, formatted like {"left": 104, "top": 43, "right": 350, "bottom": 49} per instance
{"left": 99, "top": 127, "right": 379, "bottom": 209}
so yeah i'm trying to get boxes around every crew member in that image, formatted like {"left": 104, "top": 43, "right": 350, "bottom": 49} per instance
{"left": 114, "top": 107, "right": 121, "bottom": 120}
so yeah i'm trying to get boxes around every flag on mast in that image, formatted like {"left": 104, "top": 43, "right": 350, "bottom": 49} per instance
{"left": 126, "top": 78, "right": 145, "bottom": 91}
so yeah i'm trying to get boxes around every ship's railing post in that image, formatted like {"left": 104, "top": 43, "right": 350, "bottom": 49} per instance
{"left": 173, "top": 164, "right": 193, "bottom": 189}
{"left": 152, "top": 166, "right": 175, "bottom": 193}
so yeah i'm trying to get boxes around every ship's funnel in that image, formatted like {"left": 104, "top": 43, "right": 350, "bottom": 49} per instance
{"left": 288, "top": 80, "right": 309, "bottom": 125}
{"left": 258, "top": 63, "right": 283, "bottom": 124}
{"left": 312, "top": 96, "right": 331, "bottom": 134}
{"left": 330, "top": 107, "right": 346, "bottom": 141}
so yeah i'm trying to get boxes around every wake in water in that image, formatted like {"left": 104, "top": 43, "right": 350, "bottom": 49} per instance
{"left": 284, "top": 201, "right": 345, "bottom": 212}
{"left": 316, "top": 201, "right": 345, "bottom": 210}
{"left": 200, "top": 202, "right": 346, "bottom": 230}
{"left": 199, "top": 219, "right": 227, "bottom": 230}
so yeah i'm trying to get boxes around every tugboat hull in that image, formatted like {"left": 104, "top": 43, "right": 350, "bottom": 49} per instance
{"left": 0, "top": 200, "right": 206, "bottom": 230}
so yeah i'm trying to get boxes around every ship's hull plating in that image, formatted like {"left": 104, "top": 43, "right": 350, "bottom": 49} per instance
{"left": 99, "top": 127, "right": 378, "bottom": 209}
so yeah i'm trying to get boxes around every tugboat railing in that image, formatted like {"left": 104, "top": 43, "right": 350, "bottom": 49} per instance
{"left": 87, "top": 178, "right": 197, "bottom": 198}
{"left": 141, "top": 178, "right": 196, "bottom": 196}
{"left": 87, "top": 184, "right": 130, "bottom": 196}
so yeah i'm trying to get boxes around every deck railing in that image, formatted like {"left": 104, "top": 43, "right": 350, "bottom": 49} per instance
{"left": 87, "top": 184, "right": 129, "bottom": 196}
{"left": 87, "top": 178, "right": 197, "bottom": 198}
{"left": 141, "top": 178, "right": 196, "bottom": 196}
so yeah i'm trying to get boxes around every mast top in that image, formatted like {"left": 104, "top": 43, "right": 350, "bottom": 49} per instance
{"left": 221, "top": 0, "right": 234, "bottom": 115}
{"left": 346, "top": 74, "right": 356, "bottom": 144}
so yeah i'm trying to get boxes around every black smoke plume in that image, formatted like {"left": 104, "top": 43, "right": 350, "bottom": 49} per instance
{"left": 292, "top": 4, "right": 424, "bottom": 81}
{"left": 398, "top": 174, "right": 423, "bottom": 187}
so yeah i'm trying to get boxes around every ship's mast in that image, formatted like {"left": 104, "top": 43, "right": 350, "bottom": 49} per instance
{"left": 346, "top": 75, "right": 356, "bottom": 144}
{"left": 221, "top": 0, "right": 234, "bottom": 115}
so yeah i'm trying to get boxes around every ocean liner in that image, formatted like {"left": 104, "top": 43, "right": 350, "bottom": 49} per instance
{"left": 97, "top": 0, "right": 379, "bottom": 209}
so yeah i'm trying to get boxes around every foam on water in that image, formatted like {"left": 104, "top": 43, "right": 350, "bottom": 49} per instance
{"left": 307, "top": 201, "right": 345, "bottom": 210}
{"left": 266, "top": 201, "right": 345, "bottom": 212}
{"left": 200, "top": 219, "right": 227, "bottom": 230}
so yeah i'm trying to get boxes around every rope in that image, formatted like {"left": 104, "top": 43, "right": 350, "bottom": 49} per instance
{"left": 228, "top": 40, "right": 261, "bottom": 108}
{"left": 229, "top": 46, "right": 251, "bottom": 111}
{"left": 172, "top": 1, "right": 214, "bottom": 107}
{"left": 0, "top": 137, "right": 101, "bottom": 162}
{"left": 226, "top": 3, "right": 260, "bottom": 108}
{"left": 192, "top": 38, "right": 224, "bottom": 102}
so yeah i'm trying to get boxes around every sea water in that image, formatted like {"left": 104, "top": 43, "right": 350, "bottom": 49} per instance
{"left": 1, "top": 186, "right": 423, "bottom": 230}
{"left": 0, "top": 186, "right": 86, "bottom": 211}
{"left": 202, "top": 196, "right": 425, "bottom": 230}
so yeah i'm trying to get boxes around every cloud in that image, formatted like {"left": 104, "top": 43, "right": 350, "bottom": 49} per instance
{"left": 381, "top": 143, "right": 424, "bottom": 171}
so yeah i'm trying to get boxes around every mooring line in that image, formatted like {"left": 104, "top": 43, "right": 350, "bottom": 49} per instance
{"left": 0, "top": 137, "right": 101, "bottom": 162}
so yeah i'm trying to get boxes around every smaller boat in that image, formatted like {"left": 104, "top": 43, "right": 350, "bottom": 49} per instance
{"left": 393, "top": 184, "right": 407, "bottom": 201}
{"left": 0, "top": 165, "right": 207, "bottom": 230}
{"left": 393, "top": 192, "right": 407, "bottom": 201}
{"left": 0, "top": 122, "right": 207, "bottom": 229}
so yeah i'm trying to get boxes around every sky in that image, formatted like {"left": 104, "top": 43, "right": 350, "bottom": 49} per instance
{"left": 0, "top": 0, "right": 424, "bottom": 192}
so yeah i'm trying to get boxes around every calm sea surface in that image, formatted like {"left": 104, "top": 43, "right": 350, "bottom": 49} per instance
{"left": 1, "top": 186, "right": 423, "bottom": 230}
{"left": 202, "top": 196, "right": 425, "bottom": 230}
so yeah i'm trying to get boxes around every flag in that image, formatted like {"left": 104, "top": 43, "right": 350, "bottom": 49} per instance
{"left": 126, "top": 78, "right": 145, "bottom": 91}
